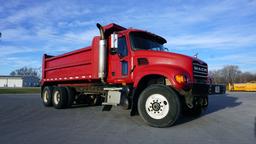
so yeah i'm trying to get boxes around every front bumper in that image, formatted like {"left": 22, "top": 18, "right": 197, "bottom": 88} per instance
{"left": 177, "top": 83, "right": 209, "bottom": 108}
{"left": 192, "top": 83, "right": 209, "bottom": 96}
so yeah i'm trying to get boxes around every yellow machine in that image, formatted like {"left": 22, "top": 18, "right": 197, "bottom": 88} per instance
{"left": 228, "top": 82, "right": 256, "bottom": 91}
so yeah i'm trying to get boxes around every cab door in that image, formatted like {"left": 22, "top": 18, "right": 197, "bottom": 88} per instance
{"left": 107, "top": 35, "right": 131, "bottom": 84}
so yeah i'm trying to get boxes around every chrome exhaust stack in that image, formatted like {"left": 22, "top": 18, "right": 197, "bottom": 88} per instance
{"left": 96, "top": 23, "right": 106, "bottom": 83}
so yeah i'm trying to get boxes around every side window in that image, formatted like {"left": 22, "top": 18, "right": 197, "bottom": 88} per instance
{"left": 121, "top": 61, "right": 128, "bottom": 75}
{"left": 118, "top": 37, "right": 128, "bottom": 57}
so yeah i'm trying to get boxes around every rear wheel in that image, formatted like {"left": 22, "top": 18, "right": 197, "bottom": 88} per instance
{"left": 41, "top": 86, "right": 53, "bottom": 107}
{"left": 52, "top": 87, "right": 68, "bottom": 109}
{"left": 65, "top": 87, "right": 76, "bottom": 108}
{"left": 138, "top": 84, "right": 181, "bottom": 127}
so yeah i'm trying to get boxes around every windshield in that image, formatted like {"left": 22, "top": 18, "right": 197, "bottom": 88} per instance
{"left": 130, "top": 32, "right": 167, "bottom": 51}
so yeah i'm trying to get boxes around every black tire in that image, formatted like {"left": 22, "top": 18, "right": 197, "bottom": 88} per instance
{"left": 138, "top": 84, "right": 181, "bottom": 127}
{"left": 41, "top": 86, "right": 53, "bottom": 107}
{"left": 65, "top": 87, "right": 76, "bottom": 108}
{"left": 52, "top": 87, "right": 68, "bottom": 109}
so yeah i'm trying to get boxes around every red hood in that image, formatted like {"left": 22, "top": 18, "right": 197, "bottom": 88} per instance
{"left": 133, "top": 50, "right": 207, "bottom": 80}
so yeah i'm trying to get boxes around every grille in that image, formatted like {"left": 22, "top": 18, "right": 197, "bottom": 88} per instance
{"left": 193, "top": 61, "right": 208, "bottom": 83}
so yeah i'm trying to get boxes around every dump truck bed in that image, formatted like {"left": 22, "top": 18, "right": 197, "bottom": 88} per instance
{"left": 41, "top": 37, "right": 100, "bottom": 84}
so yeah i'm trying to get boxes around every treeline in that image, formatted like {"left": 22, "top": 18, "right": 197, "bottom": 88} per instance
{"left": 10, "top": 67, "right": 41, "bottom": 79}
{"left": 209, "top": 65, "right": 256, "bottom": 84}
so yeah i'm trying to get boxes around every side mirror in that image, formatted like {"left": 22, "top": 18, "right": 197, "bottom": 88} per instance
{"left": 110, "top": 33, "right": 118, "bottom": 55}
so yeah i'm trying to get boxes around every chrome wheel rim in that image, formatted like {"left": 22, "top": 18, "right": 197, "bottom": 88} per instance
{"left": 145, "top": 94, "right": 169, "bottom": 119}
{"left": 43, "top": 91, "right": 49, "bottom": 103}
{"left": 53, "top": 91, "right": 60, "bottom": 105}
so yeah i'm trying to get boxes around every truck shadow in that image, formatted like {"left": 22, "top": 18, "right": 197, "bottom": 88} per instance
{"left": 67, "top": 94, "right": 242, "bottom": 126}
{"left": 69, "top": 104, "right": 103, "bottom": 109}
{"left": 204, "top": 93, "right": 242, "bottom": 115}
{"left": 70, "top": 104, "right": 90, "bottom": 108}
{"left": 176, "top": 93, "right": 242, "bottom": 125}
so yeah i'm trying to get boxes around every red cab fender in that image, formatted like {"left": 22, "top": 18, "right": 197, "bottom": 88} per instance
{"left": 133, "top": 64, "right": 191, "bottom": 89}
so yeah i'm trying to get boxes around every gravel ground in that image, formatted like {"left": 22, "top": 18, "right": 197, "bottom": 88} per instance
{"left": 0, "top": 92, "right": 255, "bottom": 144}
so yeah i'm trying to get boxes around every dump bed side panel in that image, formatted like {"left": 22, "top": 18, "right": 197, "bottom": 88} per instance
{"left": 42, "top": 37, "right": 100, "bottom": 84}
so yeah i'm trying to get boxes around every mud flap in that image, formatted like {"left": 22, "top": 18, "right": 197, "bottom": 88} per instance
{"left": 130, "top": 88, "right": 139, "bottom": 116}
{"left": 102, "top": 105, "right": 113, "bottom": 111}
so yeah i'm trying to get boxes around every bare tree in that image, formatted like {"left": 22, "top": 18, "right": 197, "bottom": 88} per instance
{"left": 10, "top": 67, "right": 40, "bottom": 79}
{"left": 209, "top": 70, "right": 224, "bottom": 84}
{"left": 221, "top": 65, "right": 241, "bottom": 84}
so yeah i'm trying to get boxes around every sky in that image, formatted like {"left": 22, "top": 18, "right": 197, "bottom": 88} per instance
{"left": 0, "top": 0, "right": 256, "bottom": 75}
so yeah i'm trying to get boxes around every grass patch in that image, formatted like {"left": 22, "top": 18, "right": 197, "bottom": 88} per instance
{"left": 0, "top": 87, "right": 41, "bottom": 94}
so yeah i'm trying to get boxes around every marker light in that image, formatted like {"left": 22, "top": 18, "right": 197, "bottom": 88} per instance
{"left": 175, "top": 74, "right": 187, "bottom": 84}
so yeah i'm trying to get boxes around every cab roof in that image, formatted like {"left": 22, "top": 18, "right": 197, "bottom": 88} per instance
{"left": 102, "top": 23, "right": 167, "bottom": 44}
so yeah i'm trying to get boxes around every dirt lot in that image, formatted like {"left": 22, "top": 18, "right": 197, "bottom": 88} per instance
{"left": 0, "top": 92, "right": 255, "bottom": 144}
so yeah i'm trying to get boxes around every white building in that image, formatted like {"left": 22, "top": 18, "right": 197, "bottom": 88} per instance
{"left": 0, "top": 76, "right": 23, "bottom": 87}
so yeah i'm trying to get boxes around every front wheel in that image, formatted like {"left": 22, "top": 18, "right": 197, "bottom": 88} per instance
{"left": 138, "top": 84, "right": 181, "bottom": 127}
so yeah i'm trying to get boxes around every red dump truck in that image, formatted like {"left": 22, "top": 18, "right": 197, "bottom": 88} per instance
{"left": 41, "top": 23, "right": 209, "bottom": 127}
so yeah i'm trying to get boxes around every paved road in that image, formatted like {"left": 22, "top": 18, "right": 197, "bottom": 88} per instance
{"left": 0, "top": 92, "right": 255, "bottom": 144}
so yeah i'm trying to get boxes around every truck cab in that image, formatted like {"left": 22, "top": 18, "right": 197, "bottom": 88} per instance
{"left": 41, "top": 23, "right": 209, "bottom": 127}
{"left": 104, "top": 23, "right": 208, "bottom": 112}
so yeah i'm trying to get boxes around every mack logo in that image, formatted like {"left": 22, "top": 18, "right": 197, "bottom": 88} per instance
{"left": 194, "top": 66, "right": 207, "bottom": 72}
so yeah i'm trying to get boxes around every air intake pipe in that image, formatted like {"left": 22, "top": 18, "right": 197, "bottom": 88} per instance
{"left": 96, "top": 23, "right": 106, "bottom": 83}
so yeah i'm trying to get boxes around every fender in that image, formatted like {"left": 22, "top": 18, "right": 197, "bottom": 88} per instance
{"left": 133, "top": 64, "right": 191, "bottom": 90}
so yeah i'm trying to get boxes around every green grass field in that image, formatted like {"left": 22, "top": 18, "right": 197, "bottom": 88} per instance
{"left": 0, "top": 87, "right": 41, "bottom": 94}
